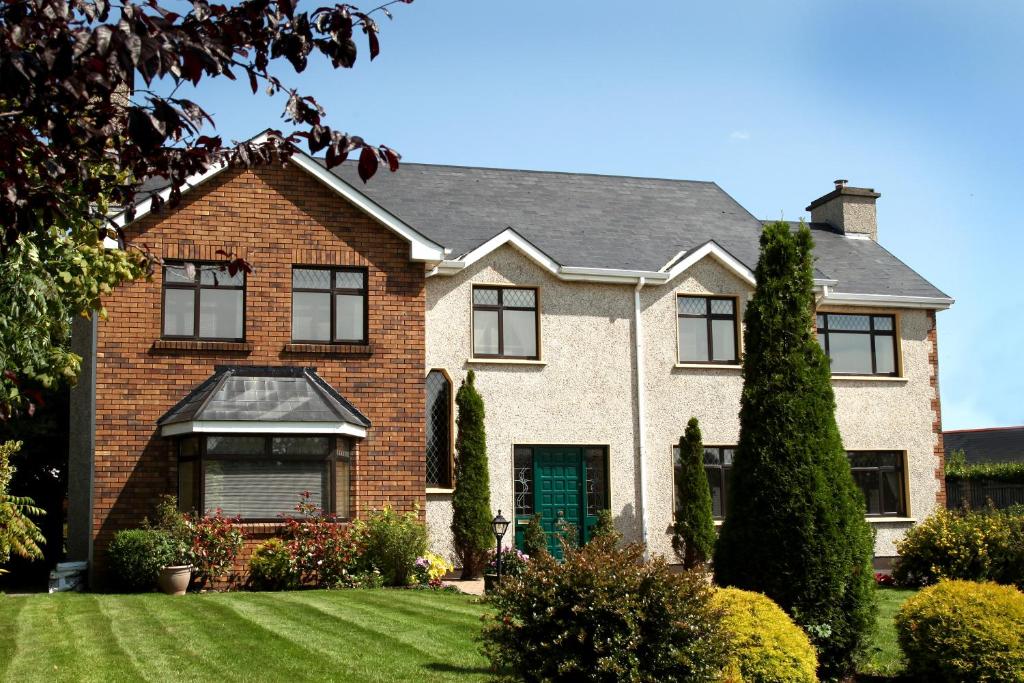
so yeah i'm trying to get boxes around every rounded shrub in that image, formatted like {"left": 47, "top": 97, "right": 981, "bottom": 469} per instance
{"left": 482, "top": 535, "right": 729, "bottom": 682}
{"left": 895, "top": 580, "right": 1024, "bottom": 682}
{"left": 713, "top": 588, "right": 818, "bottom": 683}
{"left": 247, "top": 539, "right": 297, "bottom": 591}
{"left": 107, "top": 528, "right": 173, "bottom": 592}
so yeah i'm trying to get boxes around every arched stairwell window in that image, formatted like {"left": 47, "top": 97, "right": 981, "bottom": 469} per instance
{"left": 425, "top": 370, "right": 453, "bottom": 488}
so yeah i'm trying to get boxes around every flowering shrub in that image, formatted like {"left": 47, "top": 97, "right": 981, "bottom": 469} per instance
{"left": 413, "top": 552, "right": 454, "bottom": 587}
{"left": 894, "top": 507, "right": 1024, "bottom": 588}
{"left": 485, "top": 547, "right": 528, "bottom": 578}
{"left": 359, "top": 506, "right": 428, "bottom": 586}
{"left": 875, "top": 572, "right": 895, "bottom": 587}
{"left": 188, "top": 509, "right": 244, "bottom": 587}
{"left": 281, "top": 493, "right": 363, "bottom": 588}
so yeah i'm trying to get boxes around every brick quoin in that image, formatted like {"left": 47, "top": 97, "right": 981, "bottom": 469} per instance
{"left": 927, "top": 309, "right": 946, "bottom": 508}
{"left": 92, "top": 164, "right": 426, "bottom": 584}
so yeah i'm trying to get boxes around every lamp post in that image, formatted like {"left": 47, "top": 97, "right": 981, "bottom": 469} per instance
{"left": 492, "top": 510, "right": 510, "bottom": 581}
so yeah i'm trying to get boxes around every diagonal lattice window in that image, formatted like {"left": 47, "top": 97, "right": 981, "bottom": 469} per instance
{"left": 425, "top": 370, "right": 452, "bottom": 487}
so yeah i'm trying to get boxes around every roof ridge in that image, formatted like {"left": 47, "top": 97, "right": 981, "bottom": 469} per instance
{"left": 318, "top": 157, "right": 719, "bottom": 186}
{"left": 945, "top": 426, "right": 1024, "bottom": 434}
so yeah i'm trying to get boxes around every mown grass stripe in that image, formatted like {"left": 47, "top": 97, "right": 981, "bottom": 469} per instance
{"left": 216, "top": 591, "right": 441, "bottom": 682}
{"left": 0, "top": 596, "right": 28, "bottom": 680}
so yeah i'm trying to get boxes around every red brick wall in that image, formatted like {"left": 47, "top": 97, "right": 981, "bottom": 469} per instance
{"left": 92, "top": 164, "right": 426, "bottom": 585}
{"left": 928, "top": 309, "right": 946, "bottom": 508}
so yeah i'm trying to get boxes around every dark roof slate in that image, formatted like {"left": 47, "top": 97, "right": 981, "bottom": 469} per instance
{"left": 130, "top": 157, "right": 948, "bottom": 299}
{"left": 157, "top": 366, "right": 370, "bottom": 428}
{"left": 944, "top": 427, "right": 1024, "bottom": 465}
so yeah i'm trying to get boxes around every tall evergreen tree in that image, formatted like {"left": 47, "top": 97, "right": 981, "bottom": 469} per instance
{"left": 451, "top": 370, "right": 493, "bottom": 578}
{"left": 713, "top": 221, "right": 876, "bottom": 678}
{"left": 672, "top": 417, "right": 716, "bottom": 569}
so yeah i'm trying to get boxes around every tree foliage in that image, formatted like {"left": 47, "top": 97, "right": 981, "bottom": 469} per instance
{"left": 713, "top": 221, "right": 876, "bottom": 678}
{"left": 0, "top": 441, "right": 45, "bottom": 573}
{"left": 451, "top": 370, "right": 492, "bottom": 578}
{"left": 672, "top": 417, "right": 715, "bottom": 569}
{"left": 0, "top": 0, "right": 413, "bottom": 415}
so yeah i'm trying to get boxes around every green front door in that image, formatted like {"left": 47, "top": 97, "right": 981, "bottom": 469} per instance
{"left": 534, "top": 446, "right": 583, "bottom": 558}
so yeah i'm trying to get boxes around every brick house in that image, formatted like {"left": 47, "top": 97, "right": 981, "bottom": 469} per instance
{"left": 68, "top": 136, "right": 952, "bottom": 583}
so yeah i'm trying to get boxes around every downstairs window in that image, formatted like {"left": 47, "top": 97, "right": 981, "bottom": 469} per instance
{"left": 177, "top": 435, "right": 352, "bottom": 520}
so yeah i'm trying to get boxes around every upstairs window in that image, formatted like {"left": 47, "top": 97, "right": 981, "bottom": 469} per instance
{"left": 425, "top": 370, "right": 453, "bottom": 488}
{"left": 674, "top": 444, "right": 734, "bottom": 519}
{"left": 472, "top": 286, "right": 539, "bottom": 359}
{"left": 817, "top": 313, "right": 897, "bottom": 375}
{"left": 848, "top": 451, "right": 906, "bottom": 517}
{"left": 677, "top": 296, "right": 739, "bottom": 364}
{"left": 292, "top": 267, "right": 368, "bottom": 344}
{"left": 162, "top": 261, "right": 245, "bottom": 341}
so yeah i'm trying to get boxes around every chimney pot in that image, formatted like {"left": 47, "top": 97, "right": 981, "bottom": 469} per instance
{"left": 834, "top": 179, "right": 848, "bottom": 190}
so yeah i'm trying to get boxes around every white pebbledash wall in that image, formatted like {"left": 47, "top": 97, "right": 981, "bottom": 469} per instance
{"left": 424, "top": 244, "right": 942, "bottom": 563}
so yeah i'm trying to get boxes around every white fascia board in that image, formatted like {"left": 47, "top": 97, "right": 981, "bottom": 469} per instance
{"left": 161, "top": 420, "right": 367, "bottom": 438}
{"left": 459, "top": 228, "right": 562, "bottom": 275}
{"left": 821, "top": 291, "right": 954, "bottom": 310}
{"left": 662, "top": 242, "right": 756, "bottom": 287}
{"left": 287, "top": 154, "right": 445, "bottom": 263}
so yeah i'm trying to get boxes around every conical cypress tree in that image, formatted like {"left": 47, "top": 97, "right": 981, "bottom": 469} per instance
{"left": 672, "top": 417, "right": 716, "bottom": 569}
{"left": 451, "top": 370, "right": 493, "bottom": 578}
{"left": 713, "top": 221, "right": 876, "bottom": 677}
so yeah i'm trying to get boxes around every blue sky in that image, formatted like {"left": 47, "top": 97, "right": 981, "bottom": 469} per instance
{"left": 181, "top": 0, "right": 1023, "bottom": 429}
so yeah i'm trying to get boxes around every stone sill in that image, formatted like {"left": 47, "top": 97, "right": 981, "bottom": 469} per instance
{"left": 831, "top": 375, "right": 908, "bottom": 383}
{"left": 716, "top": 517, "right": 915, "bottom": 527}
{"left": 283, "top": 343, "right": 373, "bottom": 355}
{"left": 426, "top": 487, "right": 455, "bottom": 495}
{"left": 675, "top": 363, "right": 742, "bottom": 371}
{"left": 467, "top": 357, "right": 546, "bottom": 366}
{"left": 152, "top": 339, "right": 252, "bottom": 353}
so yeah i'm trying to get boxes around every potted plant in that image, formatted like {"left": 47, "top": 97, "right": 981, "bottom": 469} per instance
{"left": 151, "top": 495, "right": 194, "bottom": 595}
{"left": 156, "top": 530, "right": 193, "bottom": 595}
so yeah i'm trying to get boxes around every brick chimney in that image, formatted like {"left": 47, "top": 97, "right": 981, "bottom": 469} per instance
{"left": 805, "top": 179, "right": 881, "bottom": 240}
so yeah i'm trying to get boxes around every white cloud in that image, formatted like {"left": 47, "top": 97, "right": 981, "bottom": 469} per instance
{"left": 729, "top": 130, "right": 751, "bottom": 141}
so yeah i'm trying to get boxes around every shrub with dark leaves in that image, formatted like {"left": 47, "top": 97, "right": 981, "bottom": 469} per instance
{"left": 482, "top": 536, "right": 728, "bottom": 683}
{"left": 281, "top": 493, "right": 363, "bottom": 588}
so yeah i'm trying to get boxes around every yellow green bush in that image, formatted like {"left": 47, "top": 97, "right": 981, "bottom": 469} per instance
{"left": 895, "top": 580, "right": 1024, "bottom": 682}
{"left": 893, "top": 507, "right": 1024, "bottom": 588}
{"left": 713, "top": 588, "right": 818, "bottom": 683}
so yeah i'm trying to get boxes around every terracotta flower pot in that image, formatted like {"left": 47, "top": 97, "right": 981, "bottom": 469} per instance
{"left": 158, "top": 565, "right": 192, "bottom": 595}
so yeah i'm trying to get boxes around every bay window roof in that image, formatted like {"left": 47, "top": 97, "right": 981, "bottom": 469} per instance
{"left": 157, "top": 366, "right": 370, "bottom": 438}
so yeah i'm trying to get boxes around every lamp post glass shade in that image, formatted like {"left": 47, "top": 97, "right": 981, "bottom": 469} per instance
{"left": 492, "top": 510, "right": 509, "bottom": 580}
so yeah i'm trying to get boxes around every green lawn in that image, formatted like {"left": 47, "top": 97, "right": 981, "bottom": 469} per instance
{"left": 0, "top": 590, "right": 492, "bottom": 683}
{"left": 859, "top": 586, "right": 917, "bottom": 679}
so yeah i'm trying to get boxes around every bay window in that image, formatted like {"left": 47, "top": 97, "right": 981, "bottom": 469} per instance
{"left": 177, "top": 435, "right": 352, "bottom": 520}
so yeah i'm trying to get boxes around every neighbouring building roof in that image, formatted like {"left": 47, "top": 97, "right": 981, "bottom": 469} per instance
{"left": 157, "top": 366, "right": 370, "bottom": 437}
{"left": 944, "top": 426, "right": 1024, "bottom": 465}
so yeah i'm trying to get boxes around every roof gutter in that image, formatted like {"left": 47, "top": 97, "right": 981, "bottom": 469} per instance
{"left": 633, "top": 276, "right": 650, "bottom": 558}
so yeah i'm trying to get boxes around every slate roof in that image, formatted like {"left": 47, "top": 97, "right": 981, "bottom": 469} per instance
{"left": 131, "top": 155, "right": 948, "bottom": 300}
{"left": 157, "top": 366, "right": 370, "bottom": 428}
{"left": 944, "top": 427, "right": 1024, "bottom": 465}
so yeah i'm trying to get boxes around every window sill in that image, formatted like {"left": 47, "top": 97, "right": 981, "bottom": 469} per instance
{"left": 426, "top": 487, "right": 455, "bottom": 495}
{"left": 831, "top": 375, "right": 908, "bottom": 383}
{"left": 152, "top": 339, "right": 252, "bottom": 353}
{"left": 675, "top": 363, "right": 742, "bottom": 370}
{"left": 283, "top": 343, "right": 373, "bottom": 355}
{"left": 866, "top": 517, "right": 916, "bottom": 524}
{"left": 467, "top": 357, "right": 546, "bottom": 366}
